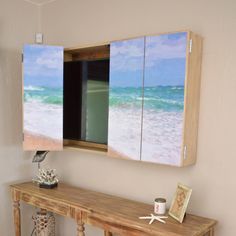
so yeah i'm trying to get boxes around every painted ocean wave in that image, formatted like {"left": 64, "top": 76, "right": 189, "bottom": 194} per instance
{"left": 24, "top": 85, "right": 45, "bottom": 91}
{"left": 109, "top": 86, "right": 184, "bottom": 112}
{"left": 24, "top": 86, "right": 63, "bottom": 105}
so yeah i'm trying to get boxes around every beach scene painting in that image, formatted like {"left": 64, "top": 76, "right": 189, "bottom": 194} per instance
{"left": 23, "top": 44, "right": 64, "bottom": 150}
{"left": 108, "top": 37, "right": 145, "bottom": 160}
{"left": 141, "top": 32, "right": 187, "bottom": 165}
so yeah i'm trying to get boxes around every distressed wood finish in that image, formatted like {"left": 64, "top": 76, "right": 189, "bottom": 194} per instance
{"left": 11, "top": 182, "right": 216, "bottom": 236}
{"left": 104, "top": 231, "right": 113, "bottom": 236}
{"left": 12, "top": 189, "right": 21, "bottom": 236}
{"left": 13, "top": 201, "right": 21, "bottom": 236}
{"left": 76, "top": 211, "right": 85, "bottom": 236}
{"left": 209, "top": 228, "right": 214, "bottom": 236}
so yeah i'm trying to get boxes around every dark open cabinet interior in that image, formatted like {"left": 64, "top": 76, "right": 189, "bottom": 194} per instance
{"left": 63, "top": 44, "right": 110, "bottom": 151}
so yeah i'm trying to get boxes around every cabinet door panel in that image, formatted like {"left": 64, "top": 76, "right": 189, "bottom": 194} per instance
{"left": 108, "top": 38, "right": 145, "bottom": 160}
{"left": 23, "top": 44, "right": 64, "bottom": 150}
{"left": 142, "top": 32, "right": 187, "bottom": 165}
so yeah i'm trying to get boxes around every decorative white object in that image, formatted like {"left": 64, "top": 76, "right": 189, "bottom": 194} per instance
{"left": 139, "top": 214, "right": 168, "bottom": 224}
{"left": 33, "top": 168, "right": 58, "bottom": 188}
{"left": 154, "top": 198, "right": 166, "bottom": 215}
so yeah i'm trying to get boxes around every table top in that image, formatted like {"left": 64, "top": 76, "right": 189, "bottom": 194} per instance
{"left": 11, "top": 182, "right": 217, "bottom": 236}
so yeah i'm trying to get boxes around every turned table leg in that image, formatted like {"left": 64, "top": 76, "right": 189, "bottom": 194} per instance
{"left": 104, "top": 231, "right": 113, "bottom": 236}
{"left": 204, "top": 228, "right": 214, "bottom": 236}
{"left": 76, "top": 211, "right": 85, "bottom": 236}
{"left": 209, "top": 228, "right": 214, "bottom": 236}
{"left": 13, "top": 200, "right": 21, "bottom": 236}
{"left": 77, "top": 222, "right": 85, "bottom": 236}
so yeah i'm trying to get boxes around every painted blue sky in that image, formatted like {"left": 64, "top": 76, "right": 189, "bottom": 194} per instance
{"left": 110, "top": 32, "right": 187, "bottom": 87}
{"left": 24, "top": 44, "right": 63, "bottom": 88}
{"left": 110, "top": 37, "right": 144, "bottom": 88}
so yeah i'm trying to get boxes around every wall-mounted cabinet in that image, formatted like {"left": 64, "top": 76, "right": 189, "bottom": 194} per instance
{"left": 23, "top": 30, "right": 202, "bottom": 167}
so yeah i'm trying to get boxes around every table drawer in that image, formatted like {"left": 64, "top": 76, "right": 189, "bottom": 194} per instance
{"left": 21, "top": 192, "right": 71, "bottom": 217}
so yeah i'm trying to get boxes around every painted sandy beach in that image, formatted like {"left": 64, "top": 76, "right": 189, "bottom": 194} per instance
{"left": 24, "top": 97, "right": 63, "bottom": 150}
{"left": 23, "top": 131, "right": 62, "bottom": 150}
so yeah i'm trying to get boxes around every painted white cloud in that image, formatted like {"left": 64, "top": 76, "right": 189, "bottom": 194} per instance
{"left": 145, "top": 34, "right": 187, "bottom": 60}
{"left": 111, "top": 33, "right": 187, "bottom": 72}
{"left": 111, "top": 40, "right": 144, "bottom": 58}
{"left": 36, "top": 50, "right": 63, "bottom": 69}
{"left": 110, "top": 38, "right": 144, "bottom": 72}
{"left": 24, "top": 46, "right": 63, "bottom": 77}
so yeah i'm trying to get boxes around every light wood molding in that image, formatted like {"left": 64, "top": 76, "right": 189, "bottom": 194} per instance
{"left": 181, "top": 32, "right": 203, "bottom": 166}
{"left": 63, "top": 139, "right": 107, "bottom": 152}
{"left": 64, "top": 52, "right": 73, "bottom": 62}
{"left": 65, "top": 42, "right": 110, "bottom": 52}
{"left": 104, "top": 231, "right": 113, "bottom": 236}
{"left": 65, "top": 44, "right": 110, "bottom": 61}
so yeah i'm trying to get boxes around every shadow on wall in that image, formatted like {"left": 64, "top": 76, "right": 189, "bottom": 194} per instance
{"left": 0, "top": 47, "right": 23, "bottom": 147}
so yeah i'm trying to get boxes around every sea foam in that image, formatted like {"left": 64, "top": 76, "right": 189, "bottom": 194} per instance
{"left": 24, "top": 100, "right": 62, "bottom": 140}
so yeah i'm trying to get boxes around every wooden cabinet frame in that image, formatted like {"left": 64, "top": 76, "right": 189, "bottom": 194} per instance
{"left": 181, "top": 32, "right": 202, "bottom": 166}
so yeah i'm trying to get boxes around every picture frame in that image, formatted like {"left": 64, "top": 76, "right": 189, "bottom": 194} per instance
{"left": 168, "top": 183, "right": 192, "bottom": 223}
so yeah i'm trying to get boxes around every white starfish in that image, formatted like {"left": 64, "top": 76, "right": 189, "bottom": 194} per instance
{"left": 139, "top": 214, "right": 168, "bottom": 224}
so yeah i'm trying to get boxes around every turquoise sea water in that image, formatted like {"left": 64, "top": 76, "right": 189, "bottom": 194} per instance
{"left": 109, "top": 86, "right": 184, "bottom": 112}
{"left": 24, "top": 86, "right": 63, "bottom": 105}
{"left": 24, "top": 85, "right": 184, "bottom": 112}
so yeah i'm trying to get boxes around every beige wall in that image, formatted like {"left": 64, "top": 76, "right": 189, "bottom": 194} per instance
{"left": 0, "top": 0, "right": 42, "bottom": 235}
{"left": 1, "top": 0, "right": 236, "bottom": 235}
{"left": 40, "top": 0, "right": 236, "bottom": 235}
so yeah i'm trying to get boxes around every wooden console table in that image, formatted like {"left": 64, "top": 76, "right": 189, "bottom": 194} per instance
{"left": 11, "top": 182, "right": 217, "bottom": 236}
